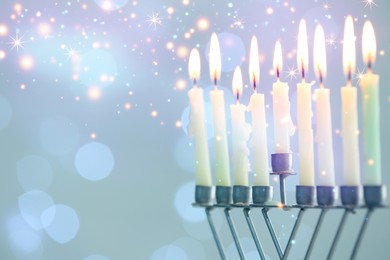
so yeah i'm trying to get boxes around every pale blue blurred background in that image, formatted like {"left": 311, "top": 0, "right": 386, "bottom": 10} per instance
{"left": 0, "top": 0, "right": 389, "bottom": 259}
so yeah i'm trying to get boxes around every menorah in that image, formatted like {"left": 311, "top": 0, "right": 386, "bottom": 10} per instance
{"left": 193, "top": 153, "right": 386, "bottom": 260}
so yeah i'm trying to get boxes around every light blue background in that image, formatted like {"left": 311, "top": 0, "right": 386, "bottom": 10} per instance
{"left": 0, "top": 0, "right": 389, "bottom": 259}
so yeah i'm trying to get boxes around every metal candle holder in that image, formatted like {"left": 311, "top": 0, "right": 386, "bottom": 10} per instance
{"left": 193, "top": 176, "right": 387, "bottom": 259}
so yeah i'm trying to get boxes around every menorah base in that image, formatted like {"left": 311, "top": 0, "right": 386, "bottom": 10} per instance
{"left": 252, "top": 186, "right": 273, "bottom": 204}
{"left": 341, "top": 186, "right": 361, "bottom": 206}
{"left": 216, "top": 186, "right": 232, "bottom": 205}
{"left": 317, "top": 186, "right": 338, "bottom": 206}
{"left": 233, "top": 185, "right": 251, "bottom": 204}
{"left": 364, "top": 185, "right": 387, "bottom": 208}
{"left": 296, "top": 185, "right": 315, "bottom": 205}
{"left": 195, "top": 185, "right": 212, "bottom": 205}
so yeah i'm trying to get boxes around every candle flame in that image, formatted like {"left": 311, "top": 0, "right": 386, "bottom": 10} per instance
{"left": 188, "top": 48, "right": 200, "bottom": 83}
{"left": 297, "top": 19, "right": 309, "bottom": 79}
{"left": 342, "top": 16, "right": 356, "bottom": 79}
{"left": 313, "top": 24, "right": 327, "bottom": 81}
{"left": 232, "top": 66, "right": 243, "bottom": 100}
{"left": 249, "top": 35, "right": 260, "bottom": 89}
{"left": 273, "top": 41, "right": 283, "bottom": 79}
{"left": 362, "top": 20, "right": 376, "bottom": 67}
{"left": 209, "top": 32, "right": 221, "bottom": 84}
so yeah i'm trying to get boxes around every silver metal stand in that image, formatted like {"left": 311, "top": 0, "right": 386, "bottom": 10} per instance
{"left": 243, "top": 208, "right": 266, "bottom": 259}
{"left": 224, "top": 207, "right": 245, "bottom": 259}
{"left": 193, "top": 164, "right": 386, "bottom": 259}
{"left": 193, "top": 185, "right": 386, "bottom": 260}
{"left": 205, "top": 207, "right": 226, "bottom": 260}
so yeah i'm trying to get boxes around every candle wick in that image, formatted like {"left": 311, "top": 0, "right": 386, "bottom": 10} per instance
{"left": 368, "top": 60, "right": 372, "bottom": 72}
{"left": 236, "top": 91, "right": 239, "bottom": 103}
{"left": 276, "top": 68, "right": 280, "bottom": 81}
{"left": 348, "top": 67, "right": 352, "bottom": 83}
{"left": 319, "top": 71, "right": 323, "bottom": 88}
{"left": 193, "top": 78, "right": 197, "bottom": 86}
{"left": 214, "top": 77, "right": 217, "bottom": 89}
{"left": 253, "top": 76, "right": 257, "bottom": 92}
{"left": 347, "top": 68, "right": 352, "bottom": 85}
{"left": 301, "top": 65, "right": 305, "bottom": 81}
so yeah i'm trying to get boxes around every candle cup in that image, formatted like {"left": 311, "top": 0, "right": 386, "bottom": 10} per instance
{"left": 316, "top": 186, "right": 338, "bottom": 206}
{"left": 296, "top": 185, "right": 315, "bottom": 205}
{"left": 340, "top": 186, "right": 362, "bottom": 207}
{"left": 252, "top": 186, "right": 273, "bottom": 204}
{"left": 216, "top": 186, "right": 232, "bottom": 205}
{"left": 233, "top": 185, "right": 251, "bottom": 204}
{"left": 364, "top": 185, "right": 387, "bottom": 208}
{"left": 271, "top": 153, "right": 292, "bottom": 173}
{"left": 195, "top": 185, "right": 213, "bottom": 205}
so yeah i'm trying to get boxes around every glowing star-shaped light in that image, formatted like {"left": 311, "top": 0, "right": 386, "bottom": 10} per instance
{"left": 146, "top": 11, "right": 162, "bottom": 29}
{"left": 286, "top": 65, "right": 299, "bottom": 81}
{"left": 9, "top": 34, "right": 26, "bottom": 52}
{"left": 362, "top": 0, "right": 377, "bottom": 9}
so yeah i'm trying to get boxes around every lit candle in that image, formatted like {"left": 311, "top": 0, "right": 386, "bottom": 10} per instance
{"left": 187, "top": 48, "right": 212, "bottom": 186}
{"left": 247, "top": 36, "right": 269, "bottom": 186}
{"left": 209, "top": 33, "right": 231, "bottom": 186}
{"left": 230, "top": 66, "right": 251, "bottom": 186}
{"left": 341, "top": 16, "right": 361, "bottom": 186}
{"left": 272, "top": 41, "right": 294, "bottom": 153}
{"left": 296, "top": 19, "right": 315, "bottom": 186}
{"left": 313, "top": 24, "right": 335, "bottom": 186}
{"left": 360, "top": 21, "right": 381, "bottom": 185}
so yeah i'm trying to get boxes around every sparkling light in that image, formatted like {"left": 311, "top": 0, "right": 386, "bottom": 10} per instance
{"left": 362, "top": 0, "right": 377, "bottom": 8}
{"left": 151, "top": 110, "right": 158, "bottom": 117}
{"left": 232, "top": 17, "right": 245, "bottom": 29}
{"left": 0, "top": 50, "right": 6, "bottom": 59}
{"left": 87, "top": 87, "right": 102, "bottom": 101}
{"left": 0, "top": 24, "right": 8, "bottom": 36}
{"left": 146, "top": 11, "right": 163, "bottom": 29}
{"left": 266, "top": 7, "right": 274, "bottom": 15}
{"left": 37, "top": 23, "right": 52, "bottom": 37}
{"left": 19, "top": 55, "right": 35, "bottom": 71}
{"left": 285, "top": 66, "right": 298, "bottom": 81}
{"left": 196, "top": 18, "right": 210, "bottom": 31}
{"left": 9, "top": 34, "right": 27, "bottom": 52}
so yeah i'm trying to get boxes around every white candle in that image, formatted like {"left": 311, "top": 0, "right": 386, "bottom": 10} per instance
{"left": 313, "top": 24, "right": 335, "bottom": 186}
{"left": 247, "top": 36, "right": 269, "bottom": 186}
{"left": 360, "top": 21, "right": 381, "bottom": 185}
{"left": 272, "top": 41, "right": 295, "bottom": 153}
{"left": 209, "top": 33, "right": 231, "bottom": 186}
{"left": 296, "top": 19, "right": 315, "bottom": 186}
{"left": 230, "top": 66, "right": 251, "bottom": 186}
{"left": 341, "top": 16, "right": 361, "bottom": 186}
{"left": 187, "top": 48, "right": 212, "bottom": 186}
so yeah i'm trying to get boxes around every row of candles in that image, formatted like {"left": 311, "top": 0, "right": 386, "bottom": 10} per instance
{"left": 188, "top": 16, "right": 382, "bottom": 205}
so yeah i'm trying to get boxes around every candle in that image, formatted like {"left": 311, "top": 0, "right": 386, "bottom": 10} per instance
{"left": 272, "top": 41, "right": 294, "bottom": 153}
{"left": 341, "top": 16, "right": 361, "bottom": 186}
{"left": 360, "top": 21, "right": 381, "bottom": 185}
{"left": 296, "top": 19, "right": 315, "bottom": 186}
{"left": 230, "top": 66, "right": 251, "bottom": 186}
{"left": 313, "top": 24, "right": 335, "bottom": 186}
{"left": 209, "top": 33, "right": 231, "bottom": 186}
{"left": 187, "top": 48, "right": 212, "bottom": 186}
{"left": 247, "top": 36, "right": 269, "bottom": 186}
